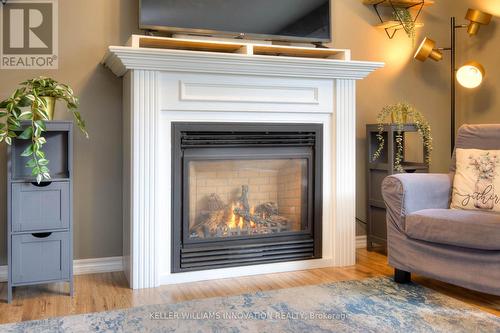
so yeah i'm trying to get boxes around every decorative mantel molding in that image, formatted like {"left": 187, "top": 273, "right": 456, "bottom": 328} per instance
{"left": 104, "top": 43, "right": 383, "bottom": 289}
{"left": 102, "top": 46, "right": 383, "bottom": 80}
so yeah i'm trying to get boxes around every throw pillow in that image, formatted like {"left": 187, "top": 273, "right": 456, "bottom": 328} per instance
{"left": 451, "top": 148, "right": 500, "bottom": 212}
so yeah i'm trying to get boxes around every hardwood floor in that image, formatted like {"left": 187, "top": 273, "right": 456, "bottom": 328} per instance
{"left": 0, "top": 249, "right": 498, "bottom": 324}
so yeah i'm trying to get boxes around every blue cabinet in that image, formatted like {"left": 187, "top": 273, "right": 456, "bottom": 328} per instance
{"left": 12, "top": 232, "right": 70, "bottom": 284}
{"left": 7, "top": 121, "right": 73, "bottom": 303}
{"left": 11, "top": 182, "right": 70, "bottom": 232}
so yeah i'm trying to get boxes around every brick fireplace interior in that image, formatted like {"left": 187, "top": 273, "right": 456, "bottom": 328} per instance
{"left": 188, "top": 158, "right": 307, "bottom": 238}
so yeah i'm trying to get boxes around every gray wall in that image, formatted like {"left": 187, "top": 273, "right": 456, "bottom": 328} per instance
{"left": 0, "top": 0, "right": 139, "bottom": 264}
{"left": 0, "top": 0, "right": 499, "bottom": 263}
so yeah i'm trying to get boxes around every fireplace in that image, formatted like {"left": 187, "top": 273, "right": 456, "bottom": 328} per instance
{"left": 104, "top": 42, "right": 382, "bottom": 288}
{"left": 172, "top": 123, "right": 323, "bottom": 272}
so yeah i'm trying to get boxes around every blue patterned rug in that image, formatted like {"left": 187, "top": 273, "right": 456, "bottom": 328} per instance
{"left": 2, "top": 277, "right": 499, "bottom": 332}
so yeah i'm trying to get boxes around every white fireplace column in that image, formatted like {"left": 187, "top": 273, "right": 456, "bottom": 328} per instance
{"left": 104, "top": 46, "right": 383, "bottom": 289}
{"left": 333, "top": 79, "right": 357, "bottom": 266}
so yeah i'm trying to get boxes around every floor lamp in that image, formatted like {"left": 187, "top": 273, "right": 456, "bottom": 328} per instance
{"left": 414, "top": 8, "right": 492, "bottom": 154}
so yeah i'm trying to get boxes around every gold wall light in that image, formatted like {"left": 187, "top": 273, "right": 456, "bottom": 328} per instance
{"left": 413, "top": 8, "right": 493, "bottom": 153}
{"left": 414, "top": 37, "right": 443, "bottom": 62}
{"left": 465, "top": 9, "right": 493, "bottom": 36}
{"left": 415, "top": 40, "right": 486, "bottom": 88}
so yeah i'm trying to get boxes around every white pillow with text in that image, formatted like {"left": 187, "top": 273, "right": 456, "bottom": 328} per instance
{"left": 451, "top": 148, "right": 500, "bottom": 212}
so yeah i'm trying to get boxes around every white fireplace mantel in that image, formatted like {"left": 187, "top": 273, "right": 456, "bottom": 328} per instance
{"left": 103, "top": 44, "right": 383, "bottom": 289}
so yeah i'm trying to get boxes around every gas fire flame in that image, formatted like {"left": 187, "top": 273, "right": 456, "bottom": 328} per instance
{"left": 249, "top": 206, "right": 256, "bottom": 228}
{"left": 228, "top": 204, "right": 237, "bottom": 229}
{"left": 227, "top": 203, "right": 255, "bottom": 229}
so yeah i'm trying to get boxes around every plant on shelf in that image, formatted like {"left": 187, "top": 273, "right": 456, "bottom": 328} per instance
{"left": 0, "top": 77, "right": 88, "bottom": 183}
{"left": 372, "top": 102, "right": 433, "bottom": 173}
{"left": 393, "top": 7, "right": 416, "bottom": 44}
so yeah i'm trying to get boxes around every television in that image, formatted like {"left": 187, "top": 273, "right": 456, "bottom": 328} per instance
{"left": 139, "top": 0, "right": 331, "bottom": 43}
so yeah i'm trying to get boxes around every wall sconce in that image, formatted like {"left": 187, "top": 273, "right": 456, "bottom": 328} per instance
{"left": 414, "top": 8, "right": 492, "bottom": 152}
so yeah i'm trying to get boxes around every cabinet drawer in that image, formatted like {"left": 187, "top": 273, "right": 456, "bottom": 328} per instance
{"left": 11, "top": 231, "right": 70, "bottom": 284}
{"left": 12, "top": 182, "right": 70, "bottom": 232}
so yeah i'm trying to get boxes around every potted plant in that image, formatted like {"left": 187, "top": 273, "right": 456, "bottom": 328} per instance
{"left": 0, "top": 77, "right": 88, "bottom": 183}
{"left": 372, "top": 102, "right": 432, "bottom": 173}
{"left": 393, "top": 7, "right": 416, "bottom": 44}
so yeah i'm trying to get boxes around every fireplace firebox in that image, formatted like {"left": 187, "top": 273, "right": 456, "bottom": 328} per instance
{"left": 172, "top": 123, "right": 323, "bottom": 272}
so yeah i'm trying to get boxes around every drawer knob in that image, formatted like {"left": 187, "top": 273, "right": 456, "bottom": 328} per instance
{"left": 32, "top": 232, "right": 52, "bottom": 238}
{"left": 31, "top": 181, "right": 52, "bottom": 187}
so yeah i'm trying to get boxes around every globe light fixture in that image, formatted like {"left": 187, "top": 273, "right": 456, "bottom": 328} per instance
{"left": 456, "top": 61, "right": 485, "bottom": 88}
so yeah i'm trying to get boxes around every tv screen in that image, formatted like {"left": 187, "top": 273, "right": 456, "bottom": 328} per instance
{"left": 139, "top": 0, "right": 331, "bottom": 43}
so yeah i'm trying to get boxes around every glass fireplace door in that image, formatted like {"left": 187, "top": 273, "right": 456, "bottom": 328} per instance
{"left": 183, "top": 148, "right": 313, "bottom": 242}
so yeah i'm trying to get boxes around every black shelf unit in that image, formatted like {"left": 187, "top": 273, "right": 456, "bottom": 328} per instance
{"left": 366, "top": 123, "right": 428, "bottom": 251}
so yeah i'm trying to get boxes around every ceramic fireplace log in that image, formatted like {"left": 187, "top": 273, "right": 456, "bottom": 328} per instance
{"left": 190, "top": 209, "right": 226, "bottom": 238}
{"left": 255, "top": 202, "right": 279, "bottom": 217}
{"left": 207, "top": 193, "right": 226, "bottom": 212}
{"left": 237, "top": 185, "right": 250, "bottom": 213}
{"left": 190, "top": 206, "right": 291, "bottom": 238}
{"left": 233, "top": 207, "right": 290, "bottom": 228}
{"left": 233, "top": 207, "right": 265, "bottom": 225}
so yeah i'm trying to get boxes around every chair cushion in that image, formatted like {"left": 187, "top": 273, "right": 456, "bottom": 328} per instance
{"left": 405, "top": 209, "right": 500, "bottom": 250}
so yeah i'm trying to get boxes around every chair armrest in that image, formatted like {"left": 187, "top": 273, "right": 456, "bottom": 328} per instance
{"left": 381, "top": 173, "right": 452, "bottom": 230}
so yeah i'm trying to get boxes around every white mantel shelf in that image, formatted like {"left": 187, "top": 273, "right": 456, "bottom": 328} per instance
{"left": 103, "top": 42, "right": 383, "bottom": 289}
{"left": 103, "top": 46, "right": 383, "bottom": 80}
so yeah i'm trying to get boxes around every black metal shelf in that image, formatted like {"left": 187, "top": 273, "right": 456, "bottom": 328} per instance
{"left": 363, "top": 0, "right": 434, "bottom": 39}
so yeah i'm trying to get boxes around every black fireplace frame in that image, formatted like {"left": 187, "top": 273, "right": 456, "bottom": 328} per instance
{"left": 171, "top": 122, "right": 323, "bottom": 273}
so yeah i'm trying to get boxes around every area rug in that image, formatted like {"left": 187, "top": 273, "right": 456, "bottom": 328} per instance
{"left": 2, "top": 277, "right": 499, "bottom": 333}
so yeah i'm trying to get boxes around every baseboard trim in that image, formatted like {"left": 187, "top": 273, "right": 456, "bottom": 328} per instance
{"left": 356, "top": 235, "right": 367, "bottom": 249}
{"left": 73, "top": 256, "right": 124, "bottom": 275}
{"left": 0, "top": 241, "right": 365, "bottom": 283}
{"left": 0, "top": 256, "right": 123, "bottom": 282}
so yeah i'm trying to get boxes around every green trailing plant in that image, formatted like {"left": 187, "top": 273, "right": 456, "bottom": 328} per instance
{"left": 393, "top": 7, "right": 416, "bottom": 44}
{"left": 372, "top": 102, "right": 433, "bottom": 173}
{"left": 0, "top": 77, "right": 88, "bottom": 183}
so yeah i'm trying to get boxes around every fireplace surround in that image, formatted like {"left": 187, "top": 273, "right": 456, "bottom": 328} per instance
{"left": 103, "top": 40, "right": 383, "bottom": 288}
{"left": 172, "top": 122, "right": 323, "bottom": 272}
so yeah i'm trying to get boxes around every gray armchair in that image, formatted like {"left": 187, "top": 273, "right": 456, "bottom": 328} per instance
{"left": 382, "top": 124, "right": 500, "bottom": 296}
